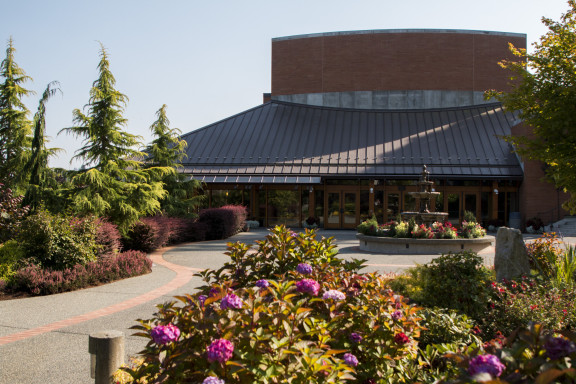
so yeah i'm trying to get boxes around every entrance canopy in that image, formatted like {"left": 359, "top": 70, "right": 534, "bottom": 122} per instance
{"left": 180, "top": 101, "right": 523, "bottom": 181}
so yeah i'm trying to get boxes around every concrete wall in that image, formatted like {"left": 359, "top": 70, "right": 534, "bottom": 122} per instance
{"left": 273, "top": 90, "right": 492, "bottom": 109}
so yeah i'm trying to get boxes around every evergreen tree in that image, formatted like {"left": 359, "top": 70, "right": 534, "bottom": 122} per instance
{"left": 22, "top": 81, "right": 63, "bottom": 211}
{"left": 60, "top": 44, "right": 171, "bottom": 233}
{"left": 146, "top": 104, "right": 203, "bottom": 216}
{"left": 0, "top": 37, "right": 33, "bottom": 191}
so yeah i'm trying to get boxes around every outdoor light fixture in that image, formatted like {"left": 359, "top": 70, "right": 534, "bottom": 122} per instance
{"left": 369, "top": 187, "right": 374, "bottom": 194}
{"left": 494, "top": 189, "right": 499, "bottom": 195}
{"left": 309, "top": 186, "right": 314, "bottom": 192}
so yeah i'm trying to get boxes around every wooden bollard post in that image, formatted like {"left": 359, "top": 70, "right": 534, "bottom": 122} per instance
{"left": 89, "top": 330, "right": 124, "bottom": 384}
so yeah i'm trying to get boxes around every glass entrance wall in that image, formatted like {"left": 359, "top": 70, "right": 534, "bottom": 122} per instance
{"left": 203, "top": 179, "right": 518, "bottom": 229}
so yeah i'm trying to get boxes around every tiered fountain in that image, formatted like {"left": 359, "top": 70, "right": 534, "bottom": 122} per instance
{"left": 401, "top": 165, "right": 448, "bottom": 226}
{"left": 357, "top": 164, "right": 494, "bottom": 254}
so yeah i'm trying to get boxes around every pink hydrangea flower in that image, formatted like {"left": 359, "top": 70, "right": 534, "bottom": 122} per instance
{"left": 203, "top": 376, "right": 225, "bottom": 384}
{"left": 296, "top": 263, "right": 313, "bottom": 275}
{"left": 322, "top": 289, "right": 346, "bottom": 301}
{"left": 391, "top": 310, "right": 402, "bottom": 320}
{"left": 220, "top": 293, "right": 243, "bottom": 310}
{"left": 468, "top": 354, "right": 505, "bottom": 377}
{"left": 150, "top": 323, "right": 180, "bottom": 345}
{"left": 343, "top": 353, "right": 359, "bottom": 367}
{"left": 207, "top": 339, "right": 234, "bottom": 363}
{"left": 296, "top": 278, "right": 320, "bottom": 296}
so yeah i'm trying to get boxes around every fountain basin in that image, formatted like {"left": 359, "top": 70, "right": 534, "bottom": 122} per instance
{"left": 357, "top": 233, "right": 494, "bottom": 255}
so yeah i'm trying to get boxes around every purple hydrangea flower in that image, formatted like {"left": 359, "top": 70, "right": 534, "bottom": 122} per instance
{"left": 296, "top": 278, "right": 320, "bottom": 296}
{"left": 150, "top": 323, "right": 180, "bottom": 345}
{"left": 343, "top": 353, "right": 359, "bottom": 367}
{"left": 198, "top": 295, "right": 208, "bottom": 306}
{"left": 207, "top": 339, "right": 234, "bottom": 363}
{"left": 545, "top": 336, "right": 576, "bottom": 360}
{"left": 290, "top": 231, "right": 298, "bottom": 238}
{"left": 296, "top": 263, "right": 313, "bottom": 275}
{"left": 203, "top": 376, "right": 225, "bottom": 384}
{"left": 391, "top": 310, "right": 402, "bottom": 320}
{"left": 349, "top": 332, "right": 363, "bottom": 343}
{"left": 322, "top": 289, "right": 346, "bottom": 301}
{"left": 255, "top": 279, "right": 270, "bottom": 288}
{"left": 468, "top": 354, "right": 505, "bottom": 377}
{"left": 220, "top": 293, "right": 243, "bottom": 310}
{"left": 209, "top": 287, "right": 220, "bottom": 297}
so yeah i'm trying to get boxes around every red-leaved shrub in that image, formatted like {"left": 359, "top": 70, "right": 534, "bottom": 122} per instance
{"left": 198, "top": 205, "right": 247, "bottom": 240}
{"left": 122, "top": 220, "right": 162, "bottom": 253}
{"left": 95, "top": 219, "right": 122, "bottom": 256}
{"left": 10, "top": 251, "right": 152, "bottom": 295}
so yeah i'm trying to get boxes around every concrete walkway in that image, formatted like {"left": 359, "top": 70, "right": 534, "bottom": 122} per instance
{"left": 0, "top": 228, "right": 570, "bottom": 384}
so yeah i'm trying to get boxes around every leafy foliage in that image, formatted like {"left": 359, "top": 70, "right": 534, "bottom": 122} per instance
{"left": 487, "top": 1, "right": 576, "bottom": 213}
{"left": 59, "top": 44, "right": 171, "bottom": 233}
{"left": 0, "top": 182, "right": 29, "bottom": 242}
{"left": 0, "top": 37, "right": 33, "bottom": 191}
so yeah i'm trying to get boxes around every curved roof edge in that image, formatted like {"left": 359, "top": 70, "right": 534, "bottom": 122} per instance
{"left": 273, "top": 29, "right": 526, "bottom": 42}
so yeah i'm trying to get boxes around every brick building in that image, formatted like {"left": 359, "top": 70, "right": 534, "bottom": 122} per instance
{"left": 180, "top": 29, "right": 568, "bottom": 229}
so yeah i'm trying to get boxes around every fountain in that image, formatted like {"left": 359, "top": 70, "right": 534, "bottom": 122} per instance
{"left": 356, "top": 164, "right": 494, "bottom": 254}
{"left": 400, "top": 165, "right": 448, "bottom": 226}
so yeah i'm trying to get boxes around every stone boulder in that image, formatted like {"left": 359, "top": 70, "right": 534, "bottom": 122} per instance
{"left": 494, "top": 227, "right": 531, "bottom": 281}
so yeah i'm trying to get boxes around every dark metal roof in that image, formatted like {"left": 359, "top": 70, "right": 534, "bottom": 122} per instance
{"left": 180, "top": 101, "right": 523, "bottom": 182}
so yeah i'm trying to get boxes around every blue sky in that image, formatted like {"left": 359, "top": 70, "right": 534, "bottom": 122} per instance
{"left": 1, "top": 0, "right": 570, "bottom": 169}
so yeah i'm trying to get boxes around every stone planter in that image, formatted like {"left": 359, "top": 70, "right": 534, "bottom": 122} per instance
{"left": 357, "top": 234, "right": 494, "bottom": 254}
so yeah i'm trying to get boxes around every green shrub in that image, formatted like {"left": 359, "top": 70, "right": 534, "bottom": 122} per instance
{"left": 17, "top": 211, "right": 99, "bottom": 270}
{"left": 0, "top": 183, "right": 30, "bottom": 242}
{"left": 394, "top": 251, "right": 492, "bottom": 321}
{"left": 0, "top": 239, "right": 25, "bottom": 282}
{"left": 418, "top": 307, "right": 482, "bottom": 349}
{"left": 526, "top": 232, "right": 564, "bottom": 278}
{"left": 463, "top": 210, "right": 477, "bottom": 223}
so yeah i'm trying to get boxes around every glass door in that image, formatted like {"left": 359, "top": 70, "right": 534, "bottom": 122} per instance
{"left": 325, "top": 189, "right": 359, "bottom": 229}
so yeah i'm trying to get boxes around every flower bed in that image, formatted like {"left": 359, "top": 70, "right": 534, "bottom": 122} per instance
{"left": 357, "top": 217, "right": 492, "bottom": 254}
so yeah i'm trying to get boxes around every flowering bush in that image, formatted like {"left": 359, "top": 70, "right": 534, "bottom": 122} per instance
{"left": 412, "top": 223, "right": 435, "bottom": 239}
{"left": 0, "top": 183, "right": 29, "bottom": 242}
{"left": 442, "top": 323, "right": 576, "bottom": 383}
{"left": 431, "top": 221, "right": 458, "bottom": 239}
{"left": 459, "top": 221, "right": 486, "bottom": 239}
{"left": 150, "top": 323, "right": 180, "bottom": 345}
{"left": 526, "top": 232, "right": 564, "bottom": 277}
{"left": 126, "top": 226, "right": 429, "bottom": 383}
{"left": 482, "top": 276, "right": 576, "bottom": 338}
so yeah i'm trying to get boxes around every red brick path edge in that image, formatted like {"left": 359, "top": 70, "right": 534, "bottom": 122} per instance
{"left": 0, "top": 245, "right": 203, "bottom": 346}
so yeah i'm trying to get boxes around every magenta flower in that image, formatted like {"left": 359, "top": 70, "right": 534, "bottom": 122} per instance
{"left": 207, "top": 339, "right": 234, "bottom": 363}
{"left": 322, "top": 289, "right": 346, "bottom": 301}
{"left": 343, "top": 353, "right": 359, "bottom": 367}
{"left": 349, "top": 332, "right": 363, "bottom": 343}
{"left": 296, "top": 263, "right": 313, "bottom": 275}
{"left": 391, "top": 310, "right": 402, "bottom": 320}
{"left": 296, "top": 278, "right": 320, "bottom": 296}
{"left": 198, "top": 295, "right": 208, "bottom": 306}
{"left": 394, "top": 332, "right": 410, "bottom": 345}
{"left": 220, "top": 293, "right": 243, "bottom": 310}
{"left": 150, "top": 323, "right": 180, "bottom": 345}
{"left": 545, "top": 336, "right": 576, "bottom": 360}
{"left": 203, "top": 376, "right": 225, "bottom": 384}
{"left": 468, "top": 354, "right": 505, "bottom": 377}
{"left": 255, "top": 279, "right": 270, "bottom": 288}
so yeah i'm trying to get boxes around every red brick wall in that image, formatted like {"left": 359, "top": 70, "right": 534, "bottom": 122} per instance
{"left": 511, "top": 123, "right": 569, "bottom": 224}
{"left": 272, "top": 31, "right": 525, "bottom": 96}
